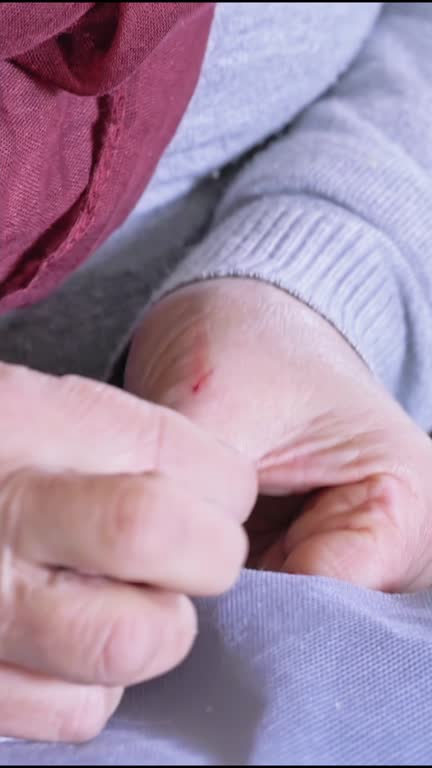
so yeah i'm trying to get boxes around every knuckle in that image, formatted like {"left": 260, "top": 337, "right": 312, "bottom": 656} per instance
{"left": 365, "top": 474, "right": 405, "bottom": 527}
{"left": 108, "top": 480, "right": 144, "bottom": 544}
{"left": 368, "top": 473, "right": 400, "bottom": 500}
{"left": 106, "top": 475, "right": 168, "bottom": 564}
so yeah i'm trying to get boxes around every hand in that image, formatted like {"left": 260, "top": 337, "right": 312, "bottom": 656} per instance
{"left": 126, "top": 279, "right": 432, "bottom": 593}
{"left": 0, "top": 363, "right": 256, "bottom": 741}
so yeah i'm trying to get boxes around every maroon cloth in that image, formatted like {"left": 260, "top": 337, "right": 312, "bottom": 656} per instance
{"left": 0, "top": 2, "right": 214, "bottom": 313}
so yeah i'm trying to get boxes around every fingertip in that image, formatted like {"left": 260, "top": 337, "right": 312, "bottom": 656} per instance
{"left": 104, "top": 686, "right": 124, "bottom": 721}
{"left": 136, "top": 592, "right": 198, "bottom": 682}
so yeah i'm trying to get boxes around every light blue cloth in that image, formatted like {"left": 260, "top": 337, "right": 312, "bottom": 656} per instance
{"left": 2, "top": 572, "right": 432, "bottom": 766}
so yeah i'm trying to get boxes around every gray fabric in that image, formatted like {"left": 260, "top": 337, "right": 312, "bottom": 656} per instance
{"left": 0, "top": 180, "right": 220, "bottom": 380}
{"left": 148, "top": 2, "right": 432, "bottom": 433}
{"left": 141, "top": 2, "right": 381, "bottom": 215}
{"left": 0, "top": 192, "right": 432, "bottom": 766}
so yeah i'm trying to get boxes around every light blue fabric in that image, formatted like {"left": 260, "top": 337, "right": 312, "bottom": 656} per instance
{"left": 3, "top": 572, "right": 432, "bottom": 766}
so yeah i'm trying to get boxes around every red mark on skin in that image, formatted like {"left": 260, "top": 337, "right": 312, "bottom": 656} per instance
{"left": 189, "top": 325, "right": 213, "bottom": 395}
{"left": 192, "top": 369, "right": 214, "bottom": 395}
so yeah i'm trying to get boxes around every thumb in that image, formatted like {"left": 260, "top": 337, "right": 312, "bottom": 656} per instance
{"left": 278, "top": 475, "right": 425, "bottom": 592}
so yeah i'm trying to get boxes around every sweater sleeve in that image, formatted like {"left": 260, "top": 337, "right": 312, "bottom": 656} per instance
{"left": 154, "top": 2, "right": 432, "bottom": 432}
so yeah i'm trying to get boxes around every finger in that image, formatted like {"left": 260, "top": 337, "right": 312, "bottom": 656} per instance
{"left": 257, "top": 423, "right": 391, "bottom": 497}
{"left": 0, "top": 664, "right": 122, "bottom": 743}
{"left": 149, "top": 401, "right": 257, "bottom": 521}
{"left": 14, "top": 469, "right": 248, "bottom": 595}
{"left": 0, "top": 365, "right": 256, "bottom": 520}
{"left": 1, "top": 571, "right": 197, "bottom": 686}
{"left": 281, "top": 476, "right": 421, "bottom": 591}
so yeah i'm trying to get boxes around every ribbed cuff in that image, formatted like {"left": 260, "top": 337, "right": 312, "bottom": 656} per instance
{"left": 153, "top": 195, "right": 407, "bottom": 395}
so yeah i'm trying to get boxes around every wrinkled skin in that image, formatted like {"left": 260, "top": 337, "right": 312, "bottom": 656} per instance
{"left": 2, "top": 275, "right": 430, "bottom": 743}
{"left": 127, "top": 279, "right": 432, "bottom": 594}
{"left": 0, "top": 364, "right": 256, "bottom": 741}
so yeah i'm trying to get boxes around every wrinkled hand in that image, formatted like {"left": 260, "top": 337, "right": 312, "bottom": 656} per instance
{"left": 127, "top": 279, "right": 432, "bottom": 593}
{"left": 0, "top": 364, "right": 256, "bottom": 741}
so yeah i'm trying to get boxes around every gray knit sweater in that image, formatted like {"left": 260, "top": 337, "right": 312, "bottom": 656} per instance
{"left": 124, "top": 2, "right": 432, "bottom": 432}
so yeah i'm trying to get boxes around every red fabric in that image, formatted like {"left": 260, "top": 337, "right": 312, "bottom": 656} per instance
{"left": 0, "top": 2, "right": 214, "bottom": 312}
